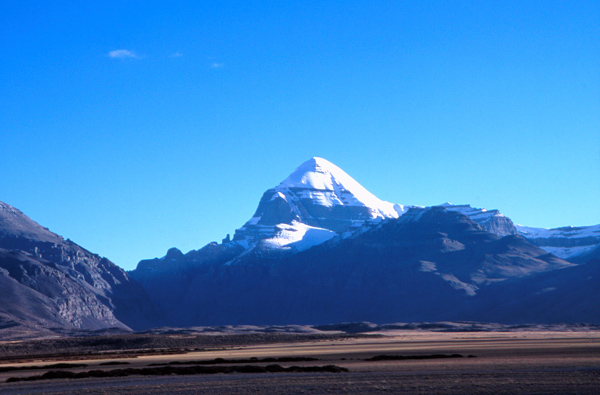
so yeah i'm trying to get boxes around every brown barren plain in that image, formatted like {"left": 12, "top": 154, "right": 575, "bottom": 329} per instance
{"left": 1, "top": 331, "right": 599, "bottom": 394}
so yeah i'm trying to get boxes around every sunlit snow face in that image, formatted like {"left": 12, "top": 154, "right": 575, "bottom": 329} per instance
{"left": 262, "top": 221, "right": 336, "bottom": 252}
{"left": 276, "top": 157, "right": 401, "bottom": 216}
{"left": 233, "top": 157, "right": 405, "bottom": 251}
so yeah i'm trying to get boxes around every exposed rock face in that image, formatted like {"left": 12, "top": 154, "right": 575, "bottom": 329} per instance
{"left": 438, "top": 204, "right": 600, "bottom": 262}
{"left": 0, "top": 248, "right": 124, "bottom": 331}
{"left": 0, "top": 201, "right": 154, "bottom": 334}
{"left": 438, "top": 203, "right": 518, "bottom": 237}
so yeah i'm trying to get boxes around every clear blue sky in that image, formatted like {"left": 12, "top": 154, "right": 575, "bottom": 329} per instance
{"left": 1, "top": 1, "right": 599, "bottom": 270}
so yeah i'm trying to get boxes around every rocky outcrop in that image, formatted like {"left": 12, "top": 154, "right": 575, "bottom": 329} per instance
{"left": 0, "top": 248, "right": 125, "bottom": 331}
{"left": 438, "top": 203, "right": 518, "bottom": 237}
{"left": 438, "top": 204, "right": 600, "bottom": 262}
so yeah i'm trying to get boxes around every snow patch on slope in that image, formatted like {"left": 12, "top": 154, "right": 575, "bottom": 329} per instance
{"left": 541, "top": 245, "right": 598, "bottom": 260}
{"left": 516, "top": 224, "right": 600, "bottom": 239}
{"left": 515, "top": 224, "right": 600, "bottom": 261}
{"left": 262, "top": 222, "right": 336, "bottom": 252}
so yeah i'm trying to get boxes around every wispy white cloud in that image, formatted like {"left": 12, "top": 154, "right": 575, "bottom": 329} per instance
{"left": 108, "top": 49, "right": 139, "bottom": 59}
{"left": 170, "top": 52, "right": 183, "bottom": 58}
{"left": 211, "top": 62, "right": 224, "bottom": 69}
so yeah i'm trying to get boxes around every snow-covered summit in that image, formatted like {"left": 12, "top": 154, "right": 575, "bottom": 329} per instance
{"left": 276, "top": 157, "right": 403, "bottom": 217}
{"left": 275, "top": 157, "right": 396, "bottom": 213}
{"left": 232, "top": 157, "right": 406, "bottom": 251}
{"left": 279, "top": 157, "right": 342, "bottom": 190}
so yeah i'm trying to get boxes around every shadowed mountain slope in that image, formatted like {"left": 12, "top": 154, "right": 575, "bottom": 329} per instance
{"left": 132, "top": 206, "right": 573, "bottom": 326}
{"left": 0, "top": 202, "right": 155, "bottom": 335}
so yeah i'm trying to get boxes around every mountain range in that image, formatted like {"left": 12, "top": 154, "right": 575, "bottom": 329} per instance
{"left": 1, "top": 157, "right": 599, "bottom": 337}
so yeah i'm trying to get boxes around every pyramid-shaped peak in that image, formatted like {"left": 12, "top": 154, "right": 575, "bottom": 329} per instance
{"left": 279, "top": 157, "right": 358, "bottom": 191}
{"left": 276, "top": 157, "right": 400, "bottom": 215}
{"left": 285, "top": 157, "right": 338, "bottom": 178}
{"left": 305, "top": 156, "right": 335, "bottom": 169}
{"left": 233, "top": 157, "right": 405, "bottom": 248}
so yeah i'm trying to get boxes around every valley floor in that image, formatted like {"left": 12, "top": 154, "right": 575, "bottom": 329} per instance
{"left": 1, "top": 331, "right": 600, "bottom": 394}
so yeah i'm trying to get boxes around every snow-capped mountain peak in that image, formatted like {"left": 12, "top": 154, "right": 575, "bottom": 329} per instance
{"left": 278, "top": 157, "right": 342, "bottom": 190}
{"left": 276, "top": 157, "right": 402, "bottom": 217}
{"left": 278, "top": 157, "right": 388, "bottom": 208}
{"left": 232, "top": 157, "right": 405, "bottom": 250}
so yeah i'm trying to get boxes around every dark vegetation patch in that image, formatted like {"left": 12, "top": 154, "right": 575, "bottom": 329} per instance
{"left": 6, "top": 364, "right": 348, "bottom": 382}
{"left": 98, "top": 361, "right": 130, "bottom": 366}
{"left": 0, "top": 362, "right": 88, "bottom": 373}
{"left": 148, "top": 356, "right": 319, "bottom": 366}
{"left": 0, "top": 333, "right": 365, "bottom": 362}
{"left": 315, "top": 322, "right": 600, "bottom": 333}
{"left": 365, "top": 354, "right": 468, "bottom": 361}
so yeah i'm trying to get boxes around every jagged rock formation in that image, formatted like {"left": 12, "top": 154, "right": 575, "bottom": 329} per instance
{"left": 438, "top": 203, "right": 518, "bottom": 237}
